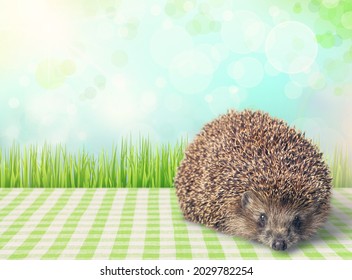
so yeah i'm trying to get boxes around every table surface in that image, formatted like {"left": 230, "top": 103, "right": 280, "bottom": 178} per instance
{"left": 0, "top": 188, "right": 351, "bottom": 260}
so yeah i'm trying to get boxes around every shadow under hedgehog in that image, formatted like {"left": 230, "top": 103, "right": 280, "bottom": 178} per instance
{"left": 175, "top": 109, "right": 332, "bottom": 251}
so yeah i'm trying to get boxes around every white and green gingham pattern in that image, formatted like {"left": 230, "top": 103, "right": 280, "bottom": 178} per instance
{"left": 0, "top": 188, "right": 351, "bottom": 259}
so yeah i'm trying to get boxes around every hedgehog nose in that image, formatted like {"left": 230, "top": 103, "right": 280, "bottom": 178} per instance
{"left": 272, "top": 239, "right": 287, "bottom": 251}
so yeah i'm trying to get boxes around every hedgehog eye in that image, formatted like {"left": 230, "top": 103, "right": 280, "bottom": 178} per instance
{"left": 292, "top": 215, "right": 302, "bottom": 229}
{"left": 258, "top": 213, "right": 267, "bottom": 227}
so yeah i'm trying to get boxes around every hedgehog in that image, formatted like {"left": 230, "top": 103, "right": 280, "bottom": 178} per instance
{"left": 175, "top": 109, "right": 332, "bottom": 251}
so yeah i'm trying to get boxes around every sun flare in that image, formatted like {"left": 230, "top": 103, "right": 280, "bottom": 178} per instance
{"left": 0, "top": 0, "right": 72, "bottom": 59}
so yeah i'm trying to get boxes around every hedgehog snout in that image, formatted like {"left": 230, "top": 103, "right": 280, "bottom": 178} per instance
{"left": 271, "top": 239, "right": 287, "bottom": 251}
{"left": 264, "top": 227, "right": 290, "bottom": 250}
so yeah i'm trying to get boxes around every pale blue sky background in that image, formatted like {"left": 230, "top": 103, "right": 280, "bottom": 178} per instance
{"left": 0, "top": 0, "right": 351, "bottom": 157}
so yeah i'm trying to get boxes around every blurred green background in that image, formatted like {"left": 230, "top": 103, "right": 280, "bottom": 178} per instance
{"left": 0, "top": 0, "right": 351, "bottom": 161}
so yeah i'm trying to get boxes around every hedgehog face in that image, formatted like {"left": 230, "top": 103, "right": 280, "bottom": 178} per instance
{"left": 253, "top": 208, "right": 303, "bottom": 251}
{"left": 239, "top": 190, "right": 327, "bottom": 251}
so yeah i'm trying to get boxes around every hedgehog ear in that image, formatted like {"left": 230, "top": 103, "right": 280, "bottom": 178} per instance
{"left": 241, "top": 191, "right": 253, "bottom": 208}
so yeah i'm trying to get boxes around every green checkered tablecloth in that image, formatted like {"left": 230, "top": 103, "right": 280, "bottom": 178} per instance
{"left": 0, "top": 188, "right": 351, "bottom": 260}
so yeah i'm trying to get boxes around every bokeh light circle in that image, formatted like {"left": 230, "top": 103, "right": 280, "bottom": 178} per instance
{"left": 308, "top": 72, "right": 326, "bottom": 90}
{"left": 36, "top": 59, "right": 66, "bottom": 89}
{"left": 269, "top": 6, "right": 290, "bottom": 24}
{"left": 95, "top": 75, "right": 106, "bottom": 89}
{"left": 342, "top": 12, "right": 352, "bottom": 30}
{"left": 196, "top": 44, "right": 229, "bottom": 69}
{"left": 324, "top": 59, "right": 349, "bottom": 82}
{"left": 112, "top": 50, "right": 128, "bottom": 67}
{"left": 60, "top": 60, "right": 76, "bottom": 76}
{"left": 83, "top": 87, "right": 97, "bottom": 100}
{"left": 322, "top": 0, "right": 340, "bottom": 8}
{"left": 265, "top": 21, "right": 318, "bottom": 74}
{"left": 150, "top": 26, "right": 193, "bottom": 67}
{"left": 8, "top": 98, "right": 20, "bottom": 109}
{"left": 289, "top": 63, "right": 320, "bottom": 86}
{"left": 228, "top": 57, "right": 264, "bottom": 88}
{"left": 207, "top": 87, "right": 240, "bottom": 116}
{"left": 169, "top": 49, "right": 214, "bottom": 94}
{"left": 221, "top": 10, "right": 267, "bottom": 54}
{"left": 285, "top": 81, "right": 303, "bottom": 99}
